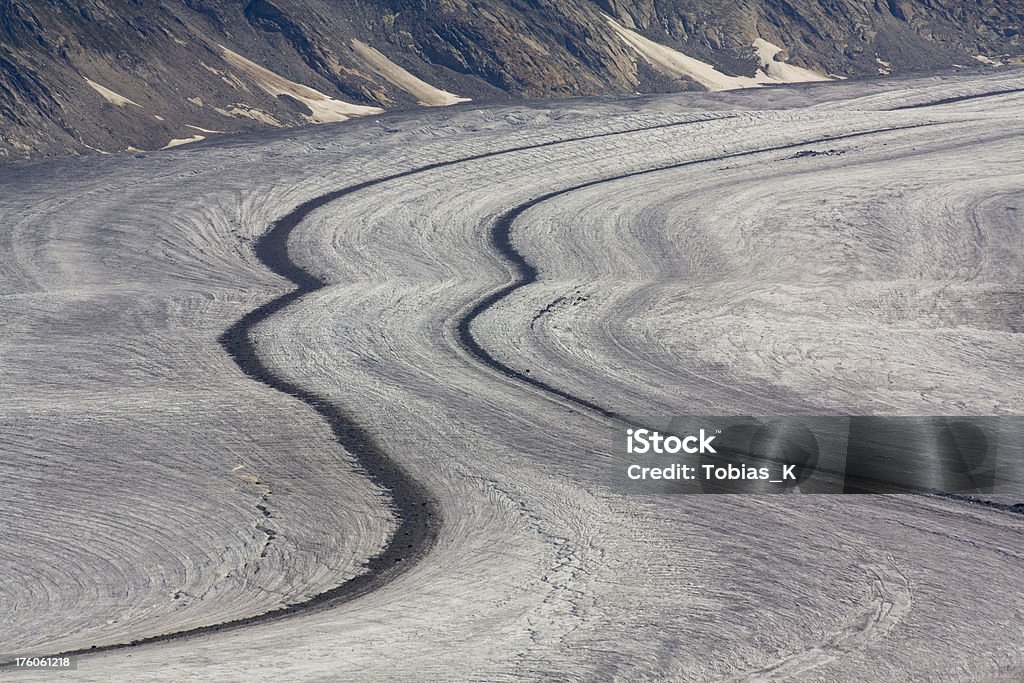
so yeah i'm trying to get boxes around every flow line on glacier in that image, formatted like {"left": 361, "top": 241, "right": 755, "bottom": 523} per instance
{"left": 23, "top": 115, "right": 727, "bottom": 663}
{"left": 891, "top": 87, "right": 1024, "bottom": 110}
{"left": 456, "top": 122, "right": 944, "bottom": 422}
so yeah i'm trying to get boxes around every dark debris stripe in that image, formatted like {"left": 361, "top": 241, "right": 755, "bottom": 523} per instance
{"left": 8, "top": 114, "right": 728, "bottom": 665}
{"left": 456, "top": 122, "right": 944, "bottom": 424}
{"left": 890, "top": 87, "right": 1024, "bottom": 110}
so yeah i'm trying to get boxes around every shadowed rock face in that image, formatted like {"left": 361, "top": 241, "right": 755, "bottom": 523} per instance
{"left": 0, "top": 0, "right": 1022, "bottom": 161}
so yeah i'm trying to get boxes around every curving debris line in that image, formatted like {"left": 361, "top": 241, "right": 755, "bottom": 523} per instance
{"left": 456, "top": 122, "right": 944, "bottom": 422}
{"left": 890, "top": 87, "right": 1024, "bottom": 110}
{"left": 5, "top": 85, "right": 1015, "bottom": 671}
{"left": 11, "top": 95, "right": 987, "bottom": 666}
{"left": 6, "top": 115, "right": 724, "bottom": 665}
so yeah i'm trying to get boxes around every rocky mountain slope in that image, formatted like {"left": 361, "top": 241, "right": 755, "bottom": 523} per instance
{"left": 1, "top": 0, "right": 1021, "bottom": 161}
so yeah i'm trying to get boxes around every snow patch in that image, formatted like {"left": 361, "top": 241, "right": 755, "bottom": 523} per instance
{"left": 80, "top": 142, "right": 110, "bottom": 155}
{"left": 351, "top": 40, "right": 469, "bottom": 107}
{"left": 162, "top": 135, "right": 205, "bottom": 149}
{"left": 219, "top": 46, "right": 383, "bottom": 123}
{"left": 214, "top": 104, "right": 283, "bottom": 127}
{"left": 606, "top": 18, "right": 831, "bottom": 92}
{"left": 752, "top": 39, "right": 830, "bottom": 83}
{"left": 606, "top": 17, "right": 765, "bottom": 91}
{"left": 201, "top": 62, "right": 251, "bottom": 93}
{"left": 186, "top": 124, "right": 223, "bottom": 134}
{"left": 974, "top": 55, "right": 1004, "bottom": 67}
{"left": 84, "top": 78, "right": 141, "bottom": 108}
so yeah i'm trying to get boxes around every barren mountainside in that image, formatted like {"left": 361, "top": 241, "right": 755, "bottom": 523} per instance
{"left": 1, "top": 0, "right": 1022, "bottom": 161}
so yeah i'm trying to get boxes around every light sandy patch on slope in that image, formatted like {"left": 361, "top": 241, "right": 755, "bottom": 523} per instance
{"left": 975, "top": 55, "right": 1004, "bottom": 67}
{"left": 84, "top": 77, "right": 141, "bottom": 108}
{"left": 606, "top": 18, "right": 831, "bottom": 92}
{"left": 201, "top": 61, "right": 252, "bottom": 93}
{"left": 220, "top": 46, "right": 383, "bottom": 123}
{"left": 605, "top": 17, "right": 767, "bottom": 91}
{"left": 753, "top": 38, "right": 830, "bottom": 83}
{"left": 351, "top": 40, "right": 469, "bottom": 107}
{"left": 162, "top": 134, "right": 205, "bottom": 149}
{"left": 186, "top": 124, "right": 224, "bottom": 134}
{"left": 214, "top": 104, "right": 283, "bottom": 127}
{"left": 79, "top": 143, "right": 110, "bottom": 155}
